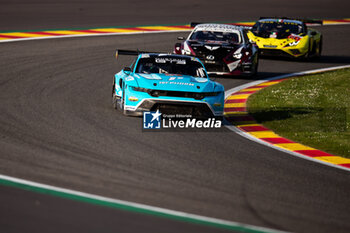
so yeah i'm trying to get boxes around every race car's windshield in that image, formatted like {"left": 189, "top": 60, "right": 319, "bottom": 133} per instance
{"left": 136, "top": 57, "right": 207, "bottom": 78}
{"left": 251, "top": 21, "right": 306, "bottom": 39}
{"left": 189, "top": 30, "right": 241, "bottom": 43}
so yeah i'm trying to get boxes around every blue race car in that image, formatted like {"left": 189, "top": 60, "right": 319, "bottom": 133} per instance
{"left": 112, "top": 50, "right": 224, "bottom": 117}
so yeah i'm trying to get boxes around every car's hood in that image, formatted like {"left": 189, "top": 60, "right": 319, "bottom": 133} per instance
{"left": 132, "top": 73, "right": 221, "bottom": 92}
{"left": 247, "top": 31, "right": 305, "bottom": 49}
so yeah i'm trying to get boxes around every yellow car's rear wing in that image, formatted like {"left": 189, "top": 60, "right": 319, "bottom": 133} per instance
{"left": 258, "top": 17, "right": 323, "bottom": 25}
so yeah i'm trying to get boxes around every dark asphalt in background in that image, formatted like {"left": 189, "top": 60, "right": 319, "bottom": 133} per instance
{"left": 0, "top": 1, "right": 350, "bottom": 233}
{"left": 0, "top": 0, "right": 349, "bottom": 31}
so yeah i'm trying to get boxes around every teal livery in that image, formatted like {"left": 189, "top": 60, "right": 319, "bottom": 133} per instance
{"left": 112, "top": 51, "right": 224, "bottom": 116}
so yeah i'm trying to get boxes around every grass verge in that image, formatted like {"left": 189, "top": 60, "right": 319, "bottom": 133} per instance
{"left": 247, "top": 68, "right": 350, "bottom": 158}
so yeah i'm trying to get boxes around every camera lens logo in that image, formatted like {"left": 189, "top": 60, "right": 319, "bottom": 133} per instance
{"left": 143, "top": 110, "right": 161, "bottom": 129}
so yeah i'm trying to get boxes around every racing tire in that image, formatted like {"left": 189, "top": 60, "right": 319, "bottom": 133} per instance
{"left": 315, "top": 37, "right": 322, "bottom": 58}
{"left": 248, "top": 55, "right": 259, "bottom": 78}
{"left": 253, "top": 57, "right": 259, "bottom": 76}
{"left": 302, "top": 40, "right": 311, "bottom": 61}
{"left": 112, "top": 83, "right": 122, "bottom": 110}
{"left": 112, "top": 95, "right": 119, "bottom": 110}
{"left": 121, "top": 87, "right": 127, "bottom": 115}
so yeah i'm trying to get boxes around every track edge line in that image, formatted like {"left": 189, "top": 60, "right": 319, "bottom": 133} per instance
{"left": 224, "top": 64, "right": 350, "bottom": 172}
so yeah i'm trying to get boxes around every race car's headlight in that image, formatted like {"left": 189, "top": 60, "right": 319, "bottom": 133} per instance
{"left": 232, "top": 52, "right": 242, "bottom": 59}
{"left": 193, "top": 92, "right": 221, "bottom": 100}
{"left": 184, "top": 42, "right": 195, "bottom": 56}
{"left": 285, "top": 41, "right": 300, "bottom": 47}
{"left": 132, "top": 86, "right": 149, "bottom": 92}
{"left": 202, "top": 92, "right": 221, "bottom": 98}
{"left": 194, "top": 93, "right": 205, "bottom": 100}
{"left": 150, "top": 90, "right": 160, "bottom": 97}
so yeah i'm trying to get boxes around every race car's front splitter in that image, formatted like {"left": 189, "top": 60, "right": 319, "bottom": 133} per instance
{"left": 124, "top": 98, "right": 223, "bottom": 117}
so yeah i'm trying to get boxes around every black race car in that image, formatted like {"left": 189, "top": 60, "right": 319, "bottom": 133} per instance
{"left": 174, "top": 23, "right": 259, "bottom": 76}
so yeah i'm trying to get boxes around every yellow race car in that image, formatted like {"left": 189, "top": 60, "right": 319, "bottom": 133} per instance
{"left": 247, "top": 17, "right": 322, "bottom": 59}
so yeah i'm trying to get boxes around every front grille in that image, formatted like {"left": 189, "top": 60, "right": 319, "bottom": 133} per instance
{"left": 135, "top": 100, "right": 215, "bottom": 117}
{"left": 149, "top": 90, "right": 219, "bottom": 100}
{"left": 289, "top": 49, "right": 301, "bottom": 55}
{"left": 191, "top": 46, "right": 233, "bottom": 61}
{"left": 132, "top": 87, "right": 220, "bottom": 100}
{"left": 152, "top": 103, "right": 214, "bottom": 117}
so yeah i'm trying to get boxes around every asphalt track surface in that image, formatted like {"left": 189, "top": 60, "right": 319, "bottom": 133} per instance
{"left": 1, "top": 1, "right": 350, "bottom": 233}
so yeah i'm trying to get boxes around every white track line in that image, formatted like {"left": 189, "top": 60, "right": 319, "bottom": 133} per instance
{"left": 0, "top": 174, "right": 286, "bottom": 233}
{"left": 0, "top": 26, "right": 348, "bottom": 233}
{"left": 1, "top": 21, "right": 349, "bottom": 44}
{"left": 0, "top": 30, "right": 189, "bottom": 44}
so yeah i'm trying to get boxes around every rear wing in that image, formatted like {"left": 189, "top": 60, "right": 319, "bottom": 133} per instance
{"left": 302, "top": 19, "right": 323, "bottom": 25}
{"left": 231, "top": 24, "right": 252, "bottom": 30}
{"left": 190, "top": 22, "right": 252, "bottom": 30}
{"left": 115, "top": 49, "right": 166, "bottom": 59}
{"left": 115, "top": 49, "right": 149, "bottom": 58}
{"left": 259, "top": 17, "right": 323, "bottom": 25}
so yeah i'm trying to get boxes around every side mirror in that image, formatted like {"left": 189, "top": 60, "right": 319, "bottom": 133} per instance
{"left": 123, "top": 67, "right": 132, "bottom": 75}
{"left": 177, "top": 36, "right": 185, "bottom": 40}
{"left": 174, "top": 43, "right": 182, "bottom": 54}
{"left": 115, "top": 50, "right": 119, "bottom": 60}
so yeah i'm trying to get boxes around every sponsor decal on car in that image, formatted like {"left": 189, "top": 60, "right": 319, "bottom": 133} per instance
{"left": 204, "top": 45, "right": 220, "bottom": 51}
{"left": 206, "top": 55, "right": 215, "bottom": 60}
{"left": 158, "top": 81, "right": 195, "bottom": 86}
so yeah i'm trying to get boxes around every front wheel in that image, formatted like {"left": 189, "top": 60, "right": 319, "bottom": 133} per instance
{"left": 248, "top": 55, "right": 259, "bottom": 78}
{"left": 112, "top": 94, "right": 119, "bottom": 110}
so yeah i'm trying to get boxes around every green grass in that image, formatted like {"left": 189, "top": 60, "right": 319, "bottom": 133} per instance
{"left": 247, "top": 68, "right": 350, "bottom": 158}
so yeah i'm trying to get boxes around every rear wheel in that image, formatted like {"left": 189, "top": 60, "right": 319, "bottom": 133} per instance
{"left": 248, "top": 55, "right": 259, "bottom": 77}
{"left": 302, "top": 40, "right": 311, "bottom": 60}
{"left": 314, "top": 37, "right": 322, "bottom": 58}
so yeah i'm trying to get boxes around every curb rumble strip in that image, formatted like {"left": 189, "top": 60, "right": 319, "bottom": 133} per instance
{"left": 0, "top": 18, "right": 350, "bottom": 43}
{"left": 224, "top": 65, "right": 350, "bottom": 172}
